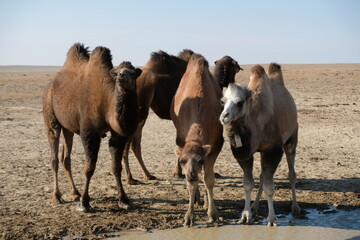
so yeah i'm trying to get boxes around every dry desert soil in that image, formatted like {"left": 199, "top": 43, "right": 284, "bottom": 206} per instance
{"left": 0, "top": 64, "right": 359, "bottom": 239}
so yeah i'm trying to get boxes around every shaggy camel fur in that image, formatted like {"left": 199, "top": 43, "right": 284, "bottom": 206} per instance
{"left": 43, "top": 43, "right": 142, "bottom": 211}
{"left": 219, "top": 64, "right": 300, "bottom": 226}
{"left": 213, "top": 55, "right": 243, "bottom": 89}
{"left": 122, "top": 49, "right": 194, "bottom": 184}
{"left": 171, "top": 54, "right": 224, "bottom": 226}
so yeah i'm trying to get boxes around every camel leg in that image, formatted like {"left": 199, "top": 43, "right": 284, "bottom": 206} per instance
{"left": 130, "top": 122, "right": 156, "bottom": 181}
{"left": 283, "top": 127, "right": 300, "bottom": 216}
{"left": 261, "top": 147, "right": 283, "bottom": 226}
{"left": 184, "top": 179, "right": 199, "bottom": 227}
{"left": 109, "top": 132, "right": 133, "bottom": 210}
{"left": 47, "top": 126, "right": 63, "bottom": 204}
{"left": 77, "top": 132, "right": 101, "bottom": 212}
{"left": 174, "top": 156, "right": 184, "bottom": 178}
{"left": 122, "top": 137, "right": 138, "bottom": 185}
{"left": 237, "top": 156, "right": 254, "bottom": 224}
{"left": 251, "top": 171, "right": 263, "bottom": 214}
{"left": 61, "top": 129, "right": 81, "bottom": 201}
{"left": 203, "top": 146, "right": 221, "bottom": 223}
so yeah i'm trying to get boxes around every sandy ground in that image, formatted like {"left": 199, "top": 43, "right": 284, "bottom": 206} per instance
{"left": 0, "top": 64, "right": 359, "bottom": 239}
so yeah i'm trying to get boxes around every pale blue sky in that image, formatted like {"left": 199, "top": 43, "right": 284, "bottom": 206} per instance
{"left": 0, "top": 0, "right": 359, "bottom": 66}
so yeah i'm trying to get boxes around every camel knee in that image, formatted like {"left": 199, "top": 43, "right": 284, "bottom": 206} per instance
{"left": 263, "top": 180, "right": 274, "bottom": 197}
{"left": 243, "top": 174, "right": 255, "bottom": 192}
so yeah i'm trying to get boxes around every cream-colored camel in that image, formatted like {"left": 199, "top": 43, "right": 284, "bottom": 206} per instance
{"left": 220, "top": 63, "right": 300, "bottom": 226}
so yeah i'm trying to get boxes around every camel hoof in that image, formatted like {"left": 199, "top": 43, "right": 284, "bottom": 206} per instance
{"left": 127, "top": 178, "right": 141, "bottom": 185}
{"left": 71, "top": 193, "right": 81, "bottom": 202}
{"left": 173, "top": 173, "right": 185, "bottom": 179}
{"left": 145, "top": 174, "right": 157, "bottom": 181}
{"left": 183, "top": 219, "right": 194, "bottom": 227}
{"left": 77, "top": 203, "right": 95, "bottom": 213}
{"left": 51, "top": 193, "right": 65, "bottom": 204}
{"left": 118, "top": 200, "right": 133, "bottom": 210}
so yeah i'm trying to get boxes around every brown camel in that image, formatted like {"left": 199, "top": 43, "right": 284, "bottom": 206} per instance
{"left": 170, "top": 54, "right": 224, "bottom": 226}
{"left": 123, "top": 51, "right": 240, "bottom": 184}
{"left": 122, "top": 49, "right": 194, "bottom": 184}
{"left": 43, "top": 43, "right": 142, "bottom": 211}
{"left": 213, "top": 55, "right": 243, "bottom": 89}
{"left": 219, "top": 63, "right": 300, "bottom": 226}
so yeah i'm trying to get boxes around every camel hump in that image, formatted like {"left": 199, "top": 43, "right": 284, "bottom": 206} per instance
{"left": 190, "top": 54, "right": 209, "bottom": 68}
{"left": 88, "top": 46, "right": 113, "bottom": 71}
{"left": 268, "top": 62, "right": 285, "bottom": 87}
{"left": 64, "top": 43, "right": 90, "bottom": 67}
{"left": 178, "top": 49, "right": 194, "bottom": 62}
{"left": 251, "top": 65, "right": 266, "bottom": 78}
{"left": 150, "top": 50, "right": 172, "bottom": 63}
{"left": 268, "top": 63, "right": 281, "bottom": 74}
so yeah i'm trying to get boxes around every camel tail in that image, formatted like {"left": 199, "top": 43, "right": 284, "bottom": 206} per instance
{"left": 64, "top": 43, "right": 90, "bottom": 68}
{"left": 268, "top": 62, "right": 285, "bottom": 87}
{"left": 87, "top": 46, "right": 113, "bottom": 72}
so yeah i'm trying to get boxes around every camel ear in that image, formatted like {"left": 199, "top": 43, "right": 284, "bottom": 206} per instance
{"left": 110, "top": 69, "right": 117, "bottom": 79}
{"left": 134, "top": 68, "right": 142, "bottom": 79}
{"left": 202, "top": 145, "right": 211, "bottom": 157}
{"left": 175, "top": 146, "right": 182, "bottom": 157}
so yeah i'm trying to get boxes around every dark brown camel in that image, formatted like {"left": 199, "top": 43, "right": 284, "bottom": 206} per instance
{"left": 43, "top": 43, "right": 142, "bottom": 211}
{"left": 214, "top": 55, "right": 243, "bottom": 89}
{"left": 219, "top": 64, "right": 300, "bottom": 226}
{"left": 122, "top": 49, "right": 194, "bottom": 184}
{"left": 170, "top": 54, "right": 224, "bottom": 226}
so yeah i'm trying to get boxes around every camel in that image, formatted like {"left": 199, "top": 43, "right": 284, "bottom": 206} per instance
{"left": 213, "top": 55, "right": 243, "bottom": 89}
{"left": 219, "top": 63, "right": 300, "bottom": 226}
{"left": 170, "top": 54, "right": 224, "bottom": 226}
{"left": 43, "top": 43, "right": 142, "bottom": 211}
{"left": 121, "top": 49, "right": 194, "bottom": 184}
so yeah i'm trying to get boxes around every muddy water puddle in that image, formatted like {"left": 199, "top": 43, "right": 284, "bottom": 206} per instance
{"left": 110, "top": 208, "right": 360, "bottom": 240}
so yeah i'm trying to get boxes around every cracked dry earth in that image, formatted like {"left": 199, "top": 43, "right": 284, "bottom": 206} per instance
{"left": 0, "top": 64, "right": 359, "bottom": 239}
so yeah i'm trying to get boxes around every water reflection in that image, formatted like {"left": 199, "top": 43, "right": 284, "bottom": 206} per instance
{"left": 112, "top": 209, "right": 360, "bottom": 240}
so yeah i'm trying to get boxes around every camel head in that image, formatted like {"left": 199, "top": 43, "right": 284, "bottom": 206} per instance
{"left": 214, "top": 56, "right": 243, "bottom": 89}
{"left": 220, "top": 83, "right": 252, "bottom": 125}
{"left": 175, "top": 143, "right": 211, "bottom": 183}
{"left": 110, "top": 61, "right": 142, "bottom": 91}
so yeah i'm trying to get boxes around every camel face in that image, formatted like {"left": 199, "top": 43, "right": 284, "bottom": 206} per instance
{"left": 111, "top": 63, "right": 142, "bottom": 91}
{"left": 175, "top": 144, "right": 211, "bottom": 183}
{"left": 220, "top": 83, "right": 251, "bottom": 125}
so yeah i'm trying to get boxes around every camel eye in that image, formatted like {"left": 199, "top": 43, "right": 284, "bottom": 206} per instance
{"left": 237, "top": 101, "right": 244, "bottom": 108}
{"left": 180, "top": 159, "right": 187, "bottom": 165}
{"left": 220, "top": 98, "right": 226, "bottom": 106}
{"left": 198, "top": 159, "right": 204, "bottom": 165}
